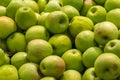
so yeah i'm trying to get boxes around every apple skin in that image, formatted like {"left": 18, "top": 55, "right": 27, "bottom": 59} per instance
{"left": 19, "top": 62, "right": 40, "bottom": 80}
{"left": 6, "top": 32, "right": 26, "bottom": 54}
{"left": 0, "top": 16, "right": 17, "bottom": 39}
{"left": 48, "top": 34, "right": 72, "bottom": 56}
{"left": 104, "top": 39, "right": 120, "bottom": 58}
{"left": 94, "top": 21, "right": 118, "bottom": 46}
{"left": 0, "top": 48, "right": 5, "bottom": 66}
{"left": 40, "top": 55, "right": 65, "bottom": 78}
{"left": 61, "top": 49, "right": 85, "bottom": 73}
{"left": 94, "top": 53, "right": 120, "bottom": 80}
{"left": 60, "top": 70, "right": 82, "bottom": 80}
{"left": 38, "top": 0, "right": 47, "bottom": 13}
{"left": 0, "top": 0, "right": 11, "bottom": 7}
{"left": 82, "top": 67, "right": 101, "bottom": 80}
{"left": 45, "top": 11, "right": 69, "bottom": 34}
{"left": 15, "top": 6, "right": 37, "bottom": 30}
{"left": 40, "top": 77, "right": 56, "bottom": 80}
{"left": 82, "top": 47, "right": 102, "bottom": 68}
{"left": 0, "top": 6, "right": 6, "bottom": 16}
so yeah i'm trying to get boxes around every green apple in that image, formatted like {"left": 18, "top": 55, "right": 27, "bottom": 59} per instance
{"left": 62, "top": 49, "right": 84, "bottom": 73}
{"left": 6, "top": 0, "right": 25, "bottom": 19}
{"left": 0, "top": 6, "right": 6, "bottom": 16}
{"left": 11, "top": 52, "right": 28, "bottom": 69}
{"left": 15, "top": 6, "right": 37, "bottom": 30}
{"left": 0, "top": 0, "right": 11, "bottom": 7}
{"left": 24, "top": 0, "right": 39, "bottom": 13}
{"left": 82, "top": 47, "right": 102, "bottom": 68}
{"left": 19, "top": 62, "right": 40, "bottom": 80}
{"left": 104, "top": 39, "right": 120, "bottom": 58}
{"left": 0, "top": 48, "right": 6, "bottom": 66}
{"left": 0, "top": 39, "right": 7, "bottom": 51}
{"left": 69, "top": 16, "right": 94, "bottom": 38}
{"left": 38, "top": 0, "right": 47, "bottom": 13}
{"left": 40, "top": 77, "right": 56, "bottom": 80}
{"left": 81, "top": 0, "right": 96, "bottom": 16}
{"left": 35, "top": 12, "right": 41, "bottom": 24}
{"left": 44, "top": 0, "right": 62, "bottom": 12}
{"left": 82, "top": 67, "right": 101, "bottom": 80}
{"left": 4, "top": 53, "right": 10, "bottom": 64}
{"left": 27, "top": 39, "right": 53, "bottom": 63}
{"left": 86, "top": 5, "right": 107, "bottom": 24}
{"left": 94, "top": 0, "right": 106, "bottom": 5}
{"left": 106, "top": 8, "right": 120, "bottom": 29}
{"left": 40, "top": 55, "right": 65, "bottom": 78}
{"left": 0, "top": 16, "right": 17, "bottom": 39}
{"left": 104, "top": 0, "right": 120, "bottom": 11}
{"left": 61, "top": 5, "right": 80, "bottom": 20}
{"left": 60, "top": 70, "right": 82, "bottom": 80}
{"left": 94, "top": 53, "right": 120, "bottom": 80}
{"left": 38, "top": 12, "right": 49, "bottom": 26}
{"left": 48, "top": 34, "right": 72, "bottom": 56}
{"left": 6, "top": 32, "right": 26, "bottom": 54}
{"left": 25, "top": 25, "right": 49, "bottom": 43}
{"left": 45, "top": 11, "right": 69, "bottom": 34}
{"left": 60, "top": 0, "right": 83, "bottom": 11}
{"left": 94, "top": 21, "right": 118, "bottom": 46}
{"left": 0, "top": 65, "right": 19, "bottom": 80}
{"left": 75, "top": 30, "right": 96, "bottom": 53}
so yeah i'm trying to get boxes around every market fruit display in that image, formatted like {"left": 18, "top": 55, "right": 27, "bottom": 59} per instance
{"left": 1, "top": 0, "right": 120, "bottom": 80}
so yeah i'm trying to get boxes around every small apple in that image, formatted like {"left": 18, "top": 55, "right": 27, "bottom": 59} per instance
{"left": 25, "top": 25, "right": 50, "bottom": 43}
{"left": 82, "top": 67, "right": 101, "bottom": 80}
{"left": 0, "top": 6, "right": 6, "bottom": 16}
{"left": 40, "top": 55, "right": 65, "bottom": 78}
{"left": 62, "top": 49, "right": 85, "bottom": 73}
{"left": 0, "top": 65, "right": 19, "bottom": 80}
{"left": 82, "top": 47, "right": 102, "bottom": 68}
{"left": 48, "top": 34, "right": 72, "bottom": 56}
{"left": 11, "top": 52, "right": 28, "bottom": 69}
{"left": 45, "top": 11, "right": 69, "bottom": 34}
{"left": 37, "top": 0, "right": 47, "bottom": 13}
{"left": 94, "top": 21, "right": 118, "bottom": 46}
{"left": 40, "top": 77, "right": 56, "bottom": 80}
{"left": 60, "top": 70, "right": 82, "bottom": 80}
{"left": 75, "top": 30, "right": 96, "bottom": 53}
{"left": 86, "top": 5, "right": 107, "bottom": 24}
{"left": 27, "top": 39, "right": 53, "bottom": 63}
{"left": 0, "top": 48, "right": 6, "bottom": 66}
{"left": 6, "top": 32, "right": 26, "bottom": 54}
{"left": 15, "top": 6, "right": 37, "bottom": 30}
{"left": 0, "top": 16, "right": 17, "bottom": 39}
{"left": 19, "top": 62, "right": 40, "bottom": 80}
{"left": 94, "top": 53, "right": 120, "bottom": 80}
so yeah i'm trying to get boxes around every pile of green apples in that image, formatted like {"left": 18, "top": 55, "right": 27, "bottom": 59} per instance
{"left": 1, "top": 0, "right": 120, "bottom": 80}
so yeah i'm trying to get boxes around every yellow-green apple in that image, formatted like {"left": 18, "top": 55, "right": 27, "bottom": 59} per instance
{"left": 6, "top": 0, "right": 25, "bottom": 19}
{"left": 62, "top": 49, "right": 85, "bottom": 73}
{"left": 19, "top": 62, "right": 40, "bottom": 80}
{"left": 61, "top": 5, "right": 80, "bottom": 20}
{"left": 15, "top": 6, "right": 37, "bottom": 30}
{"left": 94, "top": 21, "right": 118, "bottom": 46}
{"left": 0, "top": 0, "right": 11, "bottom": 7}
{"left": 45, "top": 11, "right": 69, "bottom": 34}
{"left": 35, "top": 12, "right": 41, "bottom": 24}
{"left": 38, "top": 0, "right": 47, "bottom": 13}
{"left": 48, "top": 34, "right": 72, "bottom": 56}
{"left": 60, "top": 0, "right": 83, "bottom": 11}
{"left": 4, "top": 53, "right": 10, "bottom": 64}
{"left": 11, "top": 52, "right": 28, "bottom": 69}
{"left": 94, "top": 0, "right": 106, "bottom": 5}
{"left": 82, "top": 47, "right": 102, "bottom": 68}
{"left": 82, "top": 67, "right": 101, "bottom": 80}
{"left": 60, "top": 70, "right": 82, "bottom": 80}
{"left": 0, "top": 6, "right": 6, "bottom": 16}
{"left": 104, "top": 0, "right": 120, "bottom": 11}
{"left": 40, "top": 77, "right": 56, "bottom": 80}
{"left": 0, "top": 65, "right": 19, "bottom": 80}
{"left": 44, "top": 0, "right": 62, "bottom": 12}
{"left": 40, "top": 55, "right": 65, "bottom": 78}
{"left": 69, "top": 16, "right": 94, "bottom": 38}
{"left": 6, "top": 32, "right": 26, "bottom": 54}
{"left": 25, "top": 25, "right": 49, "bottom": 43}
{"left": 26, "top": 39, "right": 53, "bottom": 63}
{"left": 94, "top": 53, "right": 120, "bottom": 80}
{"left": 81, "top": 0, "right": 96, "bottom": 16}
{"left": 24, "top": 0, "right": 39, "bottom": 13}
{"left": 0, "top": 16, "right": 17, "bottom": 39}
{"left": 86, "top": 5, "right": 107, "bottom": 24}
{"left": 75, "top": 30, "right": 96, "bottom": 53}
{"left": 104, "top": 39, "right": 120, "bottom": 58}
{"left": 0, "top": 48, "right": 6, "bottom": 65}
{"left": 106, "top": 8, "right": 120, "bottom": 29}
